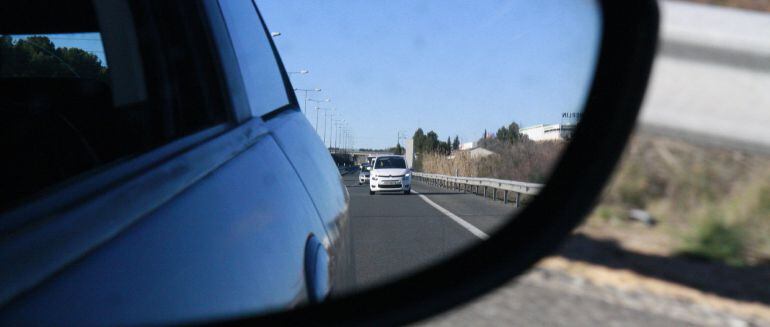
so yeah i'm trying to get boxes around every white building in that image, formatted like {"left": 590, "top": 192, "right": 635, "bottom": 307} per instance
{"left": 466, "top": 147, "right": 496, "bottom": 159}
{"left": 520, "top": 124, "right": 576, "bottom": 141}
{"left": 449, "top": 146, "right": 496, "bottom": 160}
{"left": 458, "top": 141, "right": 476, "bottom": 150}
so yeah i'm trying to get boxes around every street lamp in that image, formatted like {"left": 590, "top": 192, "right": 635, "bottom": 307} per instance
{"left": 270, "top": 32, "right": 281, "bottom": 37}
{"left": 288, "top": 70, "right": 309, "bottom": 75}
{"left": 326, "top": 109, "right": 335, "bottom": 149}
{"left": 333, "top": 119, "right": 344, "bottom": 153}
{"left": 332, "top": 118, "right": 341, "bottom": 153}
{"left": 307, "top": 98, "right": 330, "bottom": 127}
{"left": 343, "top": 129, "right": 349, "bottom": 153}
{"left": 293, "top": 88, "right": 322, "bottom": 115}
{"left": 313, "top": 106, "right": 333, "bottom": 135}
{"left": 314, "top": 107, "right": 334, "bottom": 145}
{"left": 337, "top": 120, "right": 346, "bottom": 153}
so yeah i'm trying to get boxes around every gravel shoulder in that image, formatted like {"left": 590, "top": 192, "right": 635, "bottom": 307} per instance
{"left": 420, "top": 231, "right": 770, "bottom": 327}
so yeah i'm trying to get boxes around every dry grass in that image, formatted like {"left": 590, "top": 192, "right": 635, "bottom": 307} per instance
{"left": 590, "top": 133, "right": 770, "bottom": 265}
{"left": 418, "top": 139, "right": 565, "bottom": 183}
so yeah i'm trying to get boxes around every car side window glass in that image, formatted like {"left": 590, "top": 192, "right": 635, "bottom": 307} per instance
{"left": 0, "top": 1, "right": 224, "bottom": 211}
{"left": 218, "top": 0, "right": 290, "bottom": 117}
{"left": 0, "top": 32, "right": 135, "bottom": 209}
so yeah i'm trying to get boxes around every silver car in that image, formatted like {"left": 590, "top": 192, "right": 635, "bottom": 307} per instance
{"left": 359, "top": 164, "right": 372, "bottom": 184}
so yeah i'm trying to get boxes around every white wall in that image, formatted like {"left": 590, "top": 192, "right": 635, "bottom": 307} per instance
{"left": 521, "top": 124, "right": 564, "bottom": 141}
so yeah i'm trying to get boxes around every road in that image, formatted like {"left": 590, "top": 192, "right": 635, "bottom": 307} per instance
{"left": 639, "top": 0, "right": 770, "bottom": 155}
{"left": 345, "top": 173, "right": 706, "bottom": 326}
{"left": 347, "top": 172, "right": 512, "bottom": 288}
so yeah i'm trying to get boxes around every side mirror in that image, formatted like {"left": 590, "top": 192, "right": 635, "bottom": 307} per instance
{"left": 237, "top": 0, "right": 658, "bottom": 324}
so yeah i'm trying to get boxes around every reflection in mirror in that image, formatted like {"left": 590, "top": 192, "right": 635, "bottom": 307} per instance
{"left": 259, "top": 0, "right": 601, "bottom": 293}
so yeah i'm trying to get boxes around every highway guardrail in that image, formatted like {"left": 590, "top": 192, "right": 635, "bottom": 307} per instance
{"left": 338, "top": 166, "right": 357, "bottom": 176}
{"left": 412, "top": 172, "right": 543, "bottom": 208}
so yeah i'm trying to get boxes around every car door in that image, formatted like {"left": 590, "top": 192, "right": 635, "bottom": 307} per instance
{"left": 0, "top": 0, "right": 343, "bottom": 325}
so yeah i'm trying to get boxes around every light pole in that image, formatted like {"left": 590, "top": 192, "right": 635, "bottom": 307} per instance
{"left": 344, "top": 129, "right": 349, "bottom": 153}
{"left": 307, "top": 98, "right": 330, "bottom": 131}
{"left": 293, "top": 88, "right": 322, "bottom": 115}
{"left": 314, "top": 106, "right": 333, "bottom": 136}
{"left": 396, "top": 130, "right": 408, "bottom": 154}
{"left": 325, "top": 109, "right": 335, "bottom": 148}
{"left": 270, "top": 32, "right": 281, "bottom": 37}
{"left": 334, "top": 119, "right": 345, "bottom": 153}
{"left": 329, "top": 118, "right": 337, "bottom": 152}
{"left": 346, "top": 129, "right": 353, "bottom": 154}
{"left": 339, "top": 121, "right": 347, "bottom": 153}
{"left": 333, "top": 119, "right": 341, "bottom": 152}
{"left": 314, "top": 107, "right": 334, "bottom": 145}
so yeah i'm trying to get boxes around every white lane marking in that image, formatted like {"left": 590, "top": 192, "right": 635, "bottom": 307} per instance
{"left": 411, "top": 190, "right": 489, "bottom": 240}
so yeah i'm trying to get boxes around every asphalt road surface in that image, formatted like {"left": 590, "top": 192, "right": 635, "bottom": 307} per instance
{"left": 348, "top": 172, "right": 513, "bottom": 288}
{"left": 346, "top": 173, "right": 723, "bottom": 326}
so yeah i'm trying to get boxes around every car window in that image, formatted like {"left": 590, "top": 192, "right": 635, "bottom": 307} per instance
{"left": 375, "top": 157, "right": 406, "bottom": 169}
{"left": 0, "top": 1, "right": 225, "bottom": 210}
{"left": 218, "top": 0, "right": 290, "bottom": 118}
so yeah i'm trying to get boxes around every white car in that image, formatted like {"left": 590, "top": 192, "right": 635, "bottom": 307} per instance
{"left": 369, "top": 156, "right": 411, "bottom": 195}
{"left": 358, "top": 164, "right": 372, "bottom": 184}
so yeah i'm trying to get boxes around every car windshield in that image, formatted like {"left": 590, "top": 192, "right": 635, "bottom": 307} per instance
{"left": 375, "top": 157, "right": 406, "bottom": 169}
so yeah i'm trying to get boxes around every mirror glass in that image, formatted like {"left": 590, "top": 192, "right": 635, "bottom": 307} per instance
{"left": 259, "top": 0, "right": 601, "bottom": 292}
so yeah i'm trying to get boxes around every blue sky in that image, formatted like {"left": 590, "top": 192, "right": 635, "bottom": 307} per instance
{"left": 258, "top": 0, "right": 601, "bottom": 148}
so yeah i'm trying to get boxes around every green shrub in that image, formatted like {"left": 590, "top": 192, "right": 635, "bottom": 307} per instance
{"left": 614, "top": 163, "right": 649, "bottom": 208}
{"left": 679, "top": 215, "right": 746, "bottom": 266}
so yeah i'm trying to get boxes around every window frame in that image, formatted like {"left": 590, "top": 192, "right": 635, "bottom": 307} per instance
{"left": 204, "top": 0, "right": 301, "bottom": 122}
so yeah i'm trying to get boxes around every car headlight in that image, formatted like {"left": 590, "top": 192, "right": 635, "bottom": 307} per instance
{"left": 404, "top": 173, "right": 411, "bottom": 178}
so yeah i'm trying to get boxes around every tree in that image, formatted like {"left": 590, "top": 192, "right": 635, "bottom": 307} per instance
{"left": 496, "top": 126, "right": 509, "bottom": 142}
{"left": 387, "top": 143, "right": 405, "bottom": 155}
{"left": 508, "top": 122, "right": 520, "bottom": 138}
{"left": 426, "top": 131, "right": 439, "bottom": 152}
{"left": 1, "top": 36, "right": 107, "bottom": 81}
{"left": 452, "top": 136, "right": 460, "bottom": 150}
{"left": 506, "top": 122, "right": 520, "bottom": 143}
{"left": 413, "top": 128, "right": 425, "bottom": 153}
{"left": 495, "top": 121, "right": 522, "bottom": 144}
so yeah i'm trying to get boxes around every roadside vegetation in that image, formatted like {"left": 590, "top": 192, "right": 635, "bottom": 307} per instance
{"left": 588, "top": 133, "right": 770, "bottom": 266}
{"left": 411, "top": 123, "right": 565, "bottom": 183}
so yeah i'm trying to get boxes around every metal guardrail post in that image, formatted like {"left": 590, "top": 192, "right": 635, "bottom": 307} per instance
{"left": 504, "top": 190, "right": 508, "bottom": 204}
{"left": 515, "top": 192, "right": 521, "bottom": 208}
{"left": 483, "top": 186, "right": 487, "bottom": 198}
{"left": 492, "top": 188, "right": 496, "bottom": 201}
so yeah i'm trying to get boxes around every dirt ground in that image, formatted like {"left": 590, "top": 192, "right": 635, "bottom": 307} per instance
{"left": 548, "top": 226, "right": 770, "bottom": 325}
